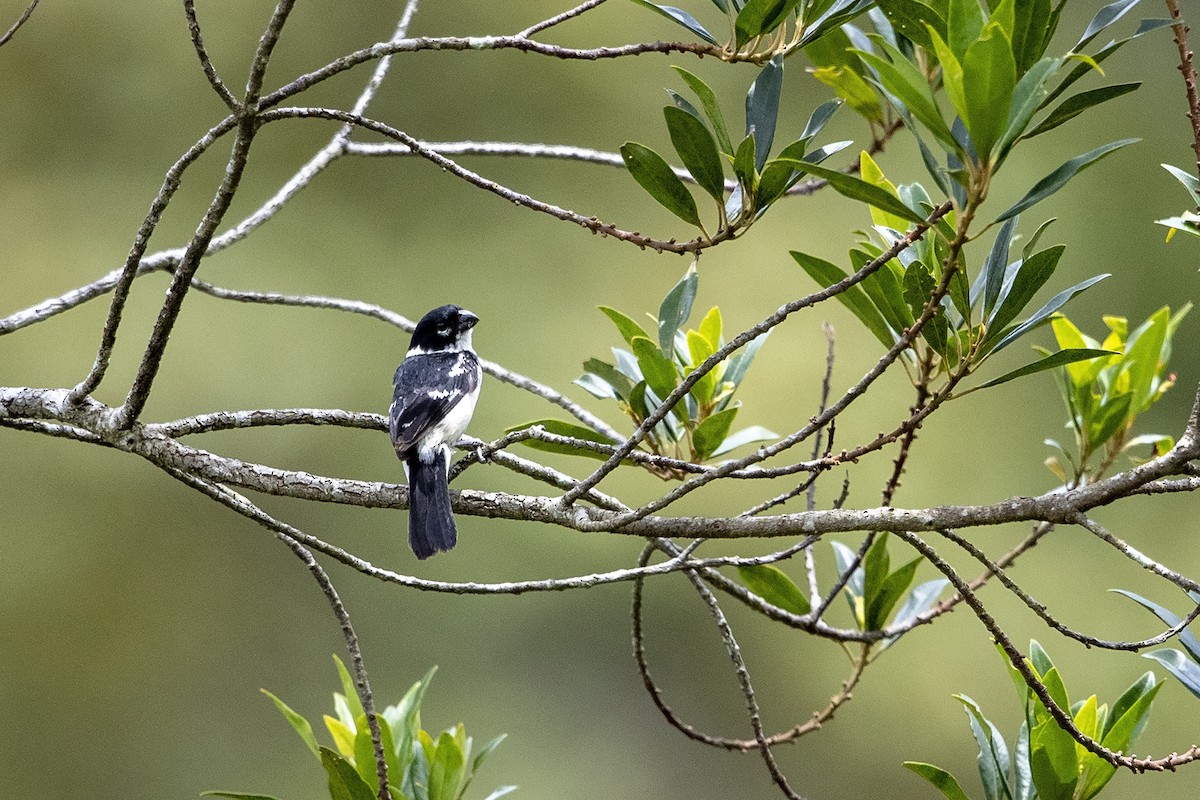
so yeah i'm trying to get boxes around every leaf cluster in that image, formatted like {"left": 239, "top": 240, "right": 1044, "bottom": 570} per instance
{"left": 205, "top": 658, "right": 511, "bottom": 800}
{"left": 906, "top": 641, "right": 1161, "bottom": 800}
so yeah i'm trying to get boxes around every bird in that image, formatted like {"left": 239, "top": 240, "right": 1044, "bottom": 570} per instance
{"left": 389, "top": 304, "right": 481, "bottom": 559}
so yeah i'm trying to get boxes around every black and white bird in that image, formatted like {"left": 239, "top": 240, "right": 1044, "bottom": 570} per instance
{"left": 389, "top": 305, "right": 481, "bottom": 559}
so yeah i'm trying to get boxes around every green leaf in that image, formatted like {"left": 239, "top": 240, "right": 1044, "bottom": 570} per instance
{"left": 324, "top": 714, "right": 357, "bottom": 760}
{"left": 577, "top": 358, "right": 634, "bottom": 401}
{"left": 736, "top": 563, "right": 812, "bottom": 615}
{"left": 855, "top": 39, "right": 959, "bottom": 152}
{"left": 979, "top": 216, "right": 1017, "bottom": 317}
{"left": 629, "top": 0, "right": 718, "bottom": 43}
{"left": 505, "top": 419, "right": 619, "bottom": 461}
{"left": 1026, "top": 83, "right": 1141, "bottom": 139}
{"left": 698, "top": 306, "right": 723, "bottom": 350}
{"left": 993, "top": 57, "right": 1060, "bottom": 163}
{"left": 883, "top": 578, "right": 949, "bottom": 649}
{"left": 792, "top": 250, "right": 895, "bottom": 348}
{"left": 320, "top": 747, "right": 377, "bottom": 800}
{"left": 955, "top": 694, "right": 1012, "bottom": 800}
{"left": 732, "top": 132, "right": 759, "bottom": 200}
{"left": 332, "top": 655, "right": 365, "bottom": 725}
{"left": 860, "top": 534, "right": 891, "bottom": 630}
{"left": 746, "top": 56, "right": 784, "bottom": 169}
{"left": 1111, "top": 589, "right": 1200, "bottom": 661}
{"left": 971, "top": 348, "right": 1115, "bottom": 392}
{"left": 985, "top": 244, "right": 1064, "bottom": 336}
{"left": 988, "top": 273, "right": 1109, "bottom": 354}
{"left": 1075, "top": 0, "right": 1140, "bottom": 51}
{"left": 599, "top": 306, "right": 653, "bottom": 348}
{"left": 785, "top": 159, "right": 927, "bottom": 225}
{"left": 632, "top": 336, "right": 681, "bottom": 408}
{"left": 724, "top": 330, "right": 769, "bottom": 389}
{"left": 867, "top": 556, "right": 922, "bottom": 630}
{"left": 927, "top": 26, "right": 967, "bottom": 136}
{"left": 428, "top": 730, "right": 466, "bottom": 800}
{"left": 1122, "top": 306, "right": 1170, "bottom": 412}
{"left": 735, "top": 0, "right": 802, "bottom": 49}
{"left": 658, "top": 265, "right": 699, "bottom": 354}
{"left": 996, "top": 139, "right": 1139, "bottom": 221}
{"left": 1163, "top": 162, "right": 1200, "bottom": 207}
{"left": 903, "top": 762, "right": 972, "bottom": 800}
{"left": 811, "top": 65, "right": 883, "bottom": 122}
{"left": 902, "top": 260, "right": 949, "bottom": 355}
{"left": 262, "top": 689, "right": 319, "bottom": 759}
{"left": 948, "top": 0, "right": 986, "bottom": 60}
{"left": 1143, "top": 649, "right": 1200, "bottom": 698}
{"left": 961, "top": 23, "right": 1016, "bottom": 160}
{"left": 620, "top": 142, "right": 702, "bottom": 226}
{"left": 352, "top": 714, "right": 399, "bottom": 792}
{"left": 1029, "top": 718, "right": 1078, "bottom": 800}
{"left": 1010, "top": 0, "right": 1053, "bottom": 73}
{"left": 693, "top": 405, "right": 739, "bottom": 460}
{"left": 664, "top": 105, "right": 727, "bottom": 203}
{"left": 874, "top": 0, "right": 947, "bottom": 51}
{"left": 672, "top": 67, "right": 734, "bottom": 154}
{"left": 686, "top": 330, "right": 718, "bottom": 406}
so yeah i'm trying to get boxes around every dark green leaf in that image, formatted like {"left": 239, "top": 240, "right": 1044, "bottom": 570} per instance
{"left": 902, "top": 260, "right": 949, "bottom": 355}
{"left": 666, "top": 88, "right": 704, "bottom": 123}
{"left": 736, "top": 563, "right": 811, "bottom": 615}
{"left": 903, "top": 762, "right": 972, "bottom": 800}
{"left": 724, "top": 330, "right": 769, "bottom": 388}
{"left": 505, "top": 419, "right": 620, "bottom": 461}
{"left": 735, "top": 0, "right": 802, "bottom": 49}
{"left": 664, "top": 105, "right": 727, "bottom": 203}
{"left": 320, "top": 747, "right": 377, "bottom": 800}
{"left": 1026, "top": 83, "right": 1141, "bottom": 139}
{"left": 860, "top": 534, "right": 891, "bottom": 628}
{"left": 746, "top": 55, "right": 784, "bottom": 169}
{"left": 629, "top": 0, "right": 718, "bottom": 43}
{"left": 693, "top": 405, "right": 739, "bottom": 460}
{"left": 1044, "top": 18, "right": 1171, "bottom": 108}
{"left": 948, "top": 0, "right": 986, "bottom": 60}
{"left": 1164, "top": 162, "right": 1200, "bottom": 206}
{"left": 856, "top": 40, "right": 959, "bottom": 152}
{"left": 989, "top": 273, "right": 1109, "bottom": 354}
{"left": 979, "top": 216, "right": 1017, "bottom": 317}
{"left": 620, "top": 142, "right": 702, "bottom": 226}
{"left": 985, "top": 244, "right": 1065, "bottom": 336}
{"left": 802, "top": 98, "right": 843, "bottom": 141}
{"left": 1010, "top": 0, "right": 1053, "bottom": 73}
{"left": 874, "top": 0, "right": 947, "bottom": 51}
{"left": 732, "top": 132, "right": 759, "bottom": 202}
{"left": 994, "top": 57, "right": 1061, "bottom": 162}
{"left": 971, "top": 348, "right": 1116, "bottom": 391}
{"left": 883, "top": 578, "right": 949, "bottom": 649}
{"left": 1143, "top": 649, "right": 1200, "bottom": 697}
{"left": 1087, "top": 391, "right": 1133, "bottom": 450}
{"left": 792, "top": 250, "right": 896, "bottom": 348}
{"left": 784, "top": 159, "right": 927, "bottom": 224}
{"left": 1104, "top": 671, "right": 1161, "bottom": 745}
{"left": 658, "top": 265, "right": 699, "bottom": 353}
{"left": 579, "top": 358, "right": 635, "bottom": 401}
{"left": 672, "top": 67, "right": 734, "bottom": 154}
{"left": 996, "top": 139, "right": 1139, "bottom": 222}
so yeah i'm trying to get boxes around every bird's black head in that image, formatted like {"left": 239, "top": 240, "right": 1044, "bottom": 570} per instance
{"left": 408, "top": 304, "right": 479, "bottom": 353}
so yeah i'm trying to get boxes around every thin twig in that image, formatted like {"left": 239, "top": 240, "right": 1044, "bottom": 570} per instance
{"left": 1166, "top": 0, "right": 1200, "bottom": 175}
{"left": 0, "top": 0, "right": 38, "bottom": 49}
{"left": 183, "top": 0, "right": 239, "bottom": 110}
{"left": 517, "top": 0, "right": 610, "bottom": 39}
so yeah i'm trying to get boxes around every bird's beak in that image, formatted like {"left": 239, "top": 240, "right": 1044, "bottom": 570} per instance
{"left": 459, "top": 310, "right": 480, "bottom": 331}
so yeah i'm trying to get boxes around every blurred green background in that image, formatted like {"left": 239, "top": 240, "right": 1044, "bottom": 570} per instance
{"left": 3, "top": 1, "right": 1200, "bottom": 799}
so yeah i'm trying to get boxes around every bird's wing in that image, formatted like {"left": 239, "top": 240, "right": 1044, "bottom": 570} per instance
{"left": 389, "top": 351, "right": 479, "bottom": 455}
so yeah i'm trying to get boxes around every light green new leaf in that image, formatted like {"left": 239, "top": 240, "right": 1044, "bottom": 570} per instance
{"left": 672, "top": 67, "right": 734, "bottom": 154}
{"left": 903, "top": 762, "right": 973, "bottom": 800}
{"left": 1122, "top": 306, "right": 1170, "bottom": 411}
{"left": 693, "top": 405, "right": 739, "bottom": 460}
{"left": 927, "top": 26, "right": 967, "bottom": 132}
{"left": 811, "top": 65, "right": 883, "bottom": 122}
{"left": 1029, "top": 718, "right": 1078, "bottom": 800}
{"left": 664, "top": 106, "right": 726, "bottom": 202}
{"left": 736, "top": 563, "right": 811, "bottom": 615}
{"left": 686, "top": 330, "right": 718, "bottom": 406}
{"left": 996, "top": 139, "right": 1139, "bottom": 221}
{"left": 262, "top": 689, "right": 319, "bottom": 759}
{"left": 428, "top": 730, "right": 466, "bottom": 800}
{"left": 621, "top": 142, "right": 702, "bottom": 226}
{"left": 792, "top": 250, "right": 895, "bottom": 348}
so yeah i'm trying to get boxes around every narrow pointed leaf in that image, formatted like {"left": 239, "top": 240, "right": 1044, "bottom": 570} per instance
{"left": 986, "top": 244, "right": 1065, "bottom": 336}
{"left": 1111, "top": 589, "right": 1200, "bottom": 661}
{"left": 658, "top": 265, "right": 699, "bottom": 353}
{"left": 855, "top": 41, "right": 959, "bottom": 152}
{"left": 629, "top": 0, "right": 718, "bottom": 43}
{"left": 1163, "top": 162, "right": 1200, "bottom": 206}
{"left": 784, "top": 159, "right": 926, "bottom": 224}
{"left": 621, "top": 142, "right": 702, "bottom": 226}
{"left": 792, "top": 250, "right": 895, "bottom": 347}
{"left": 1026, "top": 83, "right": 1141, "bottom": 139}
{"left": 673, "top": 67, "right": 734, "bottom": 154}
{"left": 1076, "top": 0, "right": 1140, "bottom": 50}
{"left": 505, "top": 419, "right": 620, "bottom": 460}
{"left": 971, "top": 348, "right": 1116, "bottom": 391}
{"left": 903, "top": 762, "right": 972, "bottom": 800}
{"left": 980, "top": 216, "right": 1018, "bottom": 316}
{"left": 989, "top": 273, "right": 1110, "bottom": 353}
{"left": 997, "top": 139, "right": 1138, "bottom": 222}
{"left": 262, "top": 689, "right": 319, "bottom": 759}
{"left": 693, "top": 405, "right": 739, "bottom": 460}
{"left": 710, "top": 424, "right": 777, "bottom": 456}
{"left": 600, "top": 306, "right": 653, "bottom": 347}
{"left": 994, "top": 56, "right": 1061, "bottom": 162}
{"left": 875, "top": 0, "right": 947, "bottom": 50}
{"left": 320, "top": 747, "right": 377, "bottom": 800}
{"left": 1144, "top": 648, "right": 1200, "bottom": 696}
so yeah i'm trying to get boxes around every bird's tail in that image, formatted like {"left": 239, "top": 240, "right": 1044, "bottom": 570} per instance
{"left": 406, "top": 449, "right": 457, "bottom": 559}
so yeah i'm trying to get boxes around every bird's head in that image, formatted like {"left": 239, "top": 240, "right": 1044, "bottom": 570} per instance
{"left": 408, "top": 304, "right": 480, "bottom": 354}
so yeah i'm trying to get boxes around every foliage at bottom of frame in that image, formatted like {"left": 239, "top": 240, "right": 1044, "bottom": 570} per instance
{"left": 905, "top": 641, "right": 1160, "bottom": 800}
{"left": 204, "top": 657, "right": 512, "bottom": 800}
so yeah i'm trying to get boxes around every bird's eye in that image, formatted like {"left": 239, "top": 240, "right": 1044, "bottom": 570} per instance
{"left": 438, "top": 326, "right": 451, "bottom": 337}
